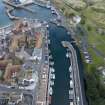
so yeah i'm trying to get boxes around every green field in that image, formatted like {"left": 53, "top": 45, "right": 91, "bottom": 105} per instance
{"left": 53, "top": 0, "right": 105, "bottom": 105}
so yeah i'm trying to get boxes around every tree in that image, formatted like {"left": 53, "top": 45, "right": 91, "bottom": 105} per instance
{"left": 61, "top": 7, "right": 65, "bottom": 12}
{"left": 87, "top": 25, "right": 92, "bottom": 31}
{"left": 80, "top": 18, "right": 85, "bottom": 25}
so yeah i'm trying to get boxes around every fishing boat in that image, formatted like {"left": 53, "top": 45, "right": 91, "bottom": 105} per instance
{"left": 50, "top": 80, "right": 54, "bottom": 86}
{"left": 49, "top": 61, "right": 54, "bottom": 66}
{"left": 70, "top": 73, "right": 73, "bottom": 79}
{"left": 70, "top": 80, "right": 73, "bottom": 89}
{"left": 69, "top": 89, "right": 74, "bottom": 100}
{"left": 49, "top": 87, "right": 53, "bottom": 95}
{"left": 50, "top": 73, "right": 55, "bottom": 80}
{"left": 69, "top": 66, "right": 72, "bottom": 72}
{"left": 49, "top": 55, "right": 53, "bottom": 59}
{"left": 52, "top": 74, "right": 55, "bottom": 79}
{"left": 66, "top": 52, "right": 69, "bottom": 58}
{"left": 67, "top": 31, "right": 70, "bottom": 35}
{"left": 46, "top": 24, "right": 49, "bottom": 28}
{"left": 50, "top": 67, "right": 55, "bottom": 73}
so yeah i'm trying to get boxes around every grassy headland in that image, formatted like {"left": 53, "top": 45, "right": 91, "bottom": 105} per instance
{"left": 53, "top": 0, "right": 105, "bottom": 105}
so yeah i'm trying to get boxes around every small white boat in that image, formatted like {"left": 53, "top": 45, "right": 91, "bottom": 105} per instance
{"left": 70, "top": 73, "right": 73, "bottom": 79}
{"left": 49, "top": 55, "right": 53, "bottom": 59}
{"left": 50, "top": 67, "right": 55, "bottom": 73}
{"left": 50, "top": 81, "right": 54, "bottom": 86}
{"left": 46, "top": 24, "right": 49, "bottom": 28}
{"left": 77, "top": 97, "right": 80, "bottom": 102}
{"left": 57, "top": 23, "right": 60, "bottom": 26}
{"left": 66, "top": 53, "right": 69, "bottom": 58}
{"left": 49, "top": 61, "right": 54, "bottom": 66}
{"left": 48, "top": 39, "right": 50, "bottom": 44}
{"left": 46, "top": 4, "right": 51, "bottom": 9}
{"left": 51, "top": 7, "right": 55, "bottom": 11}
{"left": 69, "top": 89, "right": 74, "bottom": 100}
{"left": 50, "top": 73, "right": 55, "bottom": 80}
{"left": 43, "top": 21, "right": 47, "bottom": 24}
{"left": 69, "top": 66, "right": 72, "bottom": 72}
{"left": 69, "top": 89, "right": 74, "bottom": 95}
{"left": 67, "top": 31, "right": 70, "bottom": 35}
{"left": 52, "top": 74, "right": 55, "bottom": 79}
{"left": 51, "top": 11, "right": 56, "bottom": 14}
{"left": 49, "top": 87, "right": 53, "bottom": 95}
{"left": 70, "top": 80, "right": 73, "bottom": 89}
{"left": 48, "top": 49, "right": 51, "bottom": 53}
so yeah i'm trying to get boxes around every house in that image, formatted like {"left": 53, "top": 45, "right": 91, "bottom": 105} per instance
{"left": 3, "top": 63, "right": 21, "bottom": 82}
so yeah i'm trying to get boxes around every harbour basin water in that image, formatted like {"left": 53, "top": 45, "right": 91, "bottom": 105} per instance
{"left": 0, "top": 0, "right": 12, "bottom": 27}
{"left": 0, "top": 0, "right": 56, "bottom": 26}
{"left": 0, "top": 1, "right": 86, "bottom": 105}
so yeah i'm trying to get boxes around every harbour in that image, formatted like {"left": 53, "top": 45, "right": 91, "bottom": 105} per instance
{"left": 0, "top": 0, "right": 86, "bottom": 105}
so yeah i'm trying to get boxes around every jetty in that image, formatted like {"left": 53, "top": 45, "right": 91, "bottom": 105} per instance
{"left": 33, "top": 2, "right": 46, "bottom": 8}
{"left": 3, "top": 0, "right": 36, "bottom": 13}
{"left": 6, "top": 9, "right": 20, "bottom": 20}
{"left": 5, "top": 5, "right": 20, "bottom": 20}
{"left": 62, "top": 41, "right": 85, "bottom": 105}
{"left": 3, "top": 0, "right": 18, "bottom": 8}
{"left": 20, "top": 5, "right": 35, "bottom": 13}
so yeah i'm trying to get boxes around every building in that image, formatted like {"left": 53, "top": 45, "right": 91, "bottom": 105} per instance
{"left": 0, "top": 97, "right": 9, "bottom": 105}
{"left": 31, "top": 48, "right": 42, "bottom": 61}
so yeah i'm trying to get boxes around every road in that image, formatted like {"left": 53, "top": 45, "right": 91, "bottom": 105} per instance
{"left": 0, "top": 84, "right": 35, "bottom": 94}
{"left": 35, "top": 27, "right": 50, "bottom": 105}
{"left": 62, "top": 41, "right": 85, "bottom": 105}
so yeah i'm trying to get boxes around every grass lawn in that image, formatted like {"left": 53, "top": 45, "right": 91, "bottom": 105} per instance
{"left": 64, "top": 0, "right": 86, "bottom": 10}
{"left": 83, "top": 7, "right": 105, "bottom": 28}
{"left": 0, "top": 70, "right": 4, "bottom": 80}
{"left": 88, "top": 47, "right": 105, "bottom": 66}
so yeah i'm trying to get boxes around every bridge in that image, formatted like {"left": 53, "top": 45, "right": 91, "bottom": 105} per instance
{"left": 62, "top": 41, "right": 85, "bottom": 105}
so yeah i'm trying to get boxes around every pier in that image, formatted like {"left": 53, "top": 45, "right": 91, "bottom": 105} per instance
{"left": 5, "top": 5, "right": 20, "bottom": 20}
{"left": 3, "top": 0, "right": 19, "bottom": 8}
{"left": 33, "top": 2, "right": 47, "bottom": 8}
{"left": 3, "top": 0, "right": 36, "bottom": 13}
{"left": 62, "top": 41, "right": 84, "bottom": 105}
{"left": 6, "top": 9, "right": 20, "bottom": 20}
{"left": 20, "top": 5, "right": 36, "bottom": 13}
{"left": 5, "top": 4, "right": 20, "bottom": 20}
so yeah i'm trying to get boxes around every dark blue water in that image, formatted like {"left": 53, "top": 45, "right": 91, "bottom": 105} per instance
{"left": 0, "top": 0, "right": 12, "bottom": 26}
{"left": 0, "top": 0, "right": 56, "bottom": 26}
{"left": 12, "top": 4, "right": 57, "bottom": 21}
{"left": 48, "top": 23, "right": 72, "bottom": 105}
